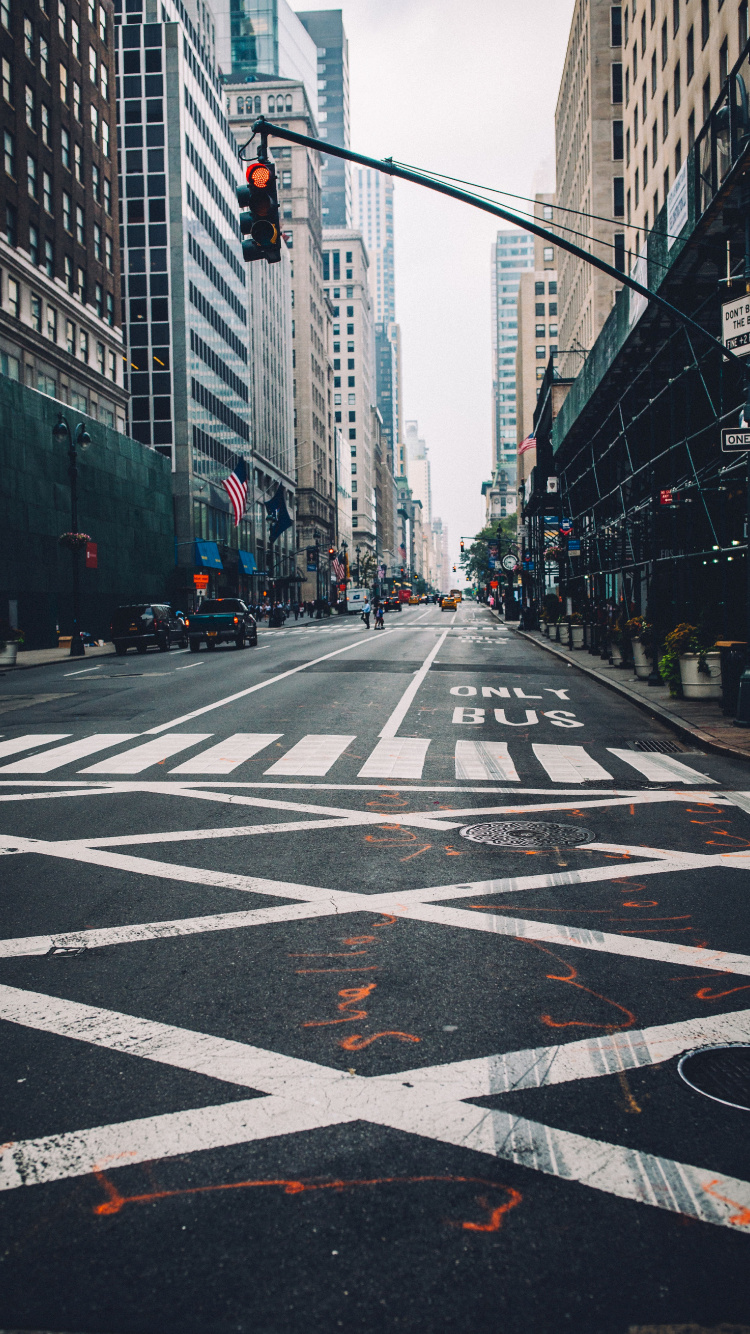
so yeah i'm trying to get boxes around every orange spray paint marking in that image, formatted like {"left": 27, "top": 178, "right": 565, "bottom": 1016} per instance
{"left": 295, "top": 967, "right": 379, "bottom": 975}
{"left": 290, "top": 951, "right": 369, "bottom": 957}
{"left": 520, "top": 940, "right": 637, "bottom": 1032}
{"left": 701, "top": 1179, "right": 750, "bottom": 1226}
{"left": 339, "top": 1030, "right": 421, "bottom": 1051}
{"left": 371, "top": 915, "right": 398, "bottom": 928}
{"left": 302, "top": 983, "right": 377, "bottom": 1028}
{"left": 444, "top": 845, "right": 467, "bottom": 856}
{"left": 622, "top": 900, "right": 658, "bottom": 907}
{"left": 92, "top": 1171, "right": 523, "bottom": 1230}
{"left": 342, "top": 936, "right": 376, "bottom": 945}
{"left": 695, "top": 983, "right": 750, "bottom": 1000}
{"left": 399, "top": 844, "right": 432, "bottom": 862}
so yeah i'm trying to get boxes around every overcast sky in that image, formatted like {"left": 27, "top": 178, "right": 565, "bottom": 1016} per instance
{"left": 294, "top": 0, "right": 576, "bottom": 570}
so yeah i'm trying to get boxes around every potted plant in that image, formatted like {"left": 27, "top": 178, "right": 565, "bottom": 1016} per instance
{"left": 0, "top": 620, "right": 23, "bottom": 666}
{"left": 569, "top": 610, "right": 584, "bottom": 648}
{"left": 661, "top": 623, "right": 722, "bottom": 700}
{"left": 610, "top": 624, "right": 624, "bottom": 666}
{"left": 58, "top": 531, "right": 91, "bottom": 552}
{"left": 626, "top": 616, "right": 652, "bottom": 679}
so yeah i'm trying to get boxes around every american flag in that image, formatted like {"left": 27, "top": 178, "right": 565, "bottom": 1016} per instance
{"left": 332, "top": 550, "right": 345, "bottom": 580}
{"left": 222, "top": 457, "right": 248, "bottom": 527}
{"left": 518, "top": 433, "right": 537, "bottom": 455}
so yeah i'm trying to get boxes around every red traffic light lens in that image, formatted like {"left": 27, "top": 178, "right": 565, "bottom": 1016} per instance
{"left": 247, "top": 163, "right": 271, "bottom": 188}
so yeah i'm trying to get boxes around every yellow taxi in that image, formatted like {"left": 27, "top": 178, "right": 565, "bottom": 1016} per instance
{"left": 409, "top": 594, "right": 420, "bottom": 605}
{"left": 441, "top": 595, "right": 459, "bottom": 610}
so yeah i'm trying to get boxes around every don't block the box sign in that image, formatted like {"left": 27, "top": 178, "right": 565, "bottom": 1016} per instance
{"left": 722, "top": 296, "right": 750, "bottom": 357}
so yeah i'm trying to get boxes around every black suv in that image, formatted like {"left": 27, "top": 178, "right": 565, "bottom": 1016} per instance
{"left": 111, "top": 604, "right": 188, "bottom": 655}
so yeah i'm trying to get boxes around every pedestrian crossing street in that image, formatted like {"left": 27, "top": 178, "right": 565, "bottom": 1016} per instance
{"left": 0, "top": 731, "right": 716, "bottom": 783}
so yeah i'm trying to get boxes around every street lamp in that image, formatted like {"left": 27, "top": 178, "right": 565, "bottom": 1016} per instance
{"left": 53, "top": 415, "right": 91, "bottom": 658}
{"left": 355, "top": 543, "right": 361, "bottom": 585}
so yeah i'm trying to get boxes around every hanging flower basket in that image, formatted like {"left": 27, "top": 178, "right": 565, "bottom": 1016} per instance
{"left": 58, "top": 532, "right": 91, "bottom": 552}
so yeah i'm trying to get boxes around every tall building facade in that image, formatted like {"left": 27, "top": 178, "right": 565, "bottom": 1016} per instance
{"left": 229, "top": 75, "right": 332, "bottom": 603}
{"left": 0, "top": 0, "right": 126, "bottom": 427}
{"left": 555, "top": 0, "right": 624, "bottom": 380}
{"left": 323, "top": 226, "right": 375, "bottom": 553}
{"left": 297, "top": 9, "right": 350, "bottom": 225}
{"left": 354, "top": 166, "right": 394, "bottom": 324}
{"left": 213, "top": 0, "right": 316, "bottom": 109}
{"left": 515, "top": 197, "right": 558, "bottom": 439}
{"left": 622, "top": 0, "right": 748, "bottom": 246}
{"left": 491, "top": 229, "right": 534, "bottom": 467}
{"left": 115, "top": 0, "right": 266, "bottom": 603}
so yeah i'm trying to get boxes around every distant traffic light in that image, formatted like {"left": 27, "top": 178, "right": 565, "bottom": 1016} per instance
{"left": 237, "top": 161, "right": 281, "bottom": 264}
{"left": 460, "top": 539, "right": 464, "bottom": 553}
{"left": 328, "top": 546, "right": 336, "bottom": 557}
{"left": 452, "top": 564, "right": 456, "bottom": 572}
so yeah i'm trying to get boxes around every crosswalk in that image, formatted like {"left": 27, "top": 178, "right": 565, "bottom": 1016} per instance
{"left": 0, "top": 731, "right": 716, "bottom": 784}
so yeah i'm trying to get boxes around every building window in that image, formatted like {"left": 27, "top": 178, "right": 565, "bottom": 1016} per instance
{"left": 47, "top": 304, "right": 57, "bottom": 341}
{"left": 1, "top": 56, "right": 11, "bottom": 103}
{"left": 651, "top": 50, "right": 657, "bottom": 95}
{"left": 662, "top": 92, "right": 669, "bottom": 140}
{"left": 100, "top": 65, "right": 108, "bottom": 101}
{"left": 614, "top": 233, "right": 625, "bottom": 272}
{"left": 720, "top": 37, "right": 729, "bottom": 85}
{"left": 92, "top": 163, "right": 100, "bottom": 201}
{"left": 741, "top": 0, "right": 749, "bottom": 51}
{"left": 673, "top": 0, "right": 680, "bottom": 35}
{"left": 687, "top": 25, "right": 694, "bottom": 81}
{"left": 29, "top": 223, "right": 39, "bottom": 263}
{"left": 703, "top": 75, "right": 711, "bottom": 122}
{"left": 64, "top": 255, "right": 72, "bottom": 290}
{"left": 99, "top": 5, "right": 106, "bottom": 43}
{"left": 281, "top": 169, "right": 291, "bottom": 187}
{"left": 75, "top": 204, "right": 84, "bottom": 245}
{"left": 7, "top": 275, "right": 19, "bottom": 316}
{"left": 58, "top": 0, "right": 66, "bottom": 39}
{"left": 40, "top": 35, "right": 49, "bottom": 80}
{"left": 106, "top": 291, "right": 113, "bottom": 326}
{"left": 613, "top": 176, "right": 625, "bottom": 216}
{"left": 79, "top": 328, "right": 88, "bottom": 360}
{"left": 73, "top": 80, "right": 81, "bottom": 120}
{"left": 70, "top": 15, "right": 79, "bottom": 59}
{"left": 75, "top": 266, "right": 84, "bottom": 300}
{"left": 536, "top": 345, "right": 546, "bottom": 359}
{"left": 543, "top": 246, "right": 554, "bottom": 261}
{"left": 643, "top": 144, "right": 648, "bottom": 186}
{"left": 66, "top": 318, "right": 75, "bottom": 353}
{"left": 96, "top": 340, "right": 104, "bottom": 374}
{"left": 90, "top": 105, "right": 98, "bottom": 144}
{"left": 44, "top": 238, "right": 53, "bottom": 276}
{"left": 0, "top": 0, "right": 9, "bottom": 30}
{"left": 612, "top": 62, "right": 623, "bottom": 101}
{"left": 61, "top": 126, "right": 70, "bottom": 169}
{"left": 611, "top": 4, "right": 622, "bottom": 44}
{"left": 74, "top": 142, "right": 82, "bottom": 182}
{"left": 43, "top": 170, "right": 52, "bottom": 212}
{"left": 25, "top": 84, "right": 34, "bottom": 129}
{"left": 31, "top": 293, "right": 42, "bottom": 331}
{"left": 59, "top": 62, "right": 68, "bottom": 103}
{"left": 101, "top": 119, "right": 109, "bottom": 158}
{"left": 27, "top": 153, "right": 37, "bottom": 197}
{"left": 661, "top": 17, "right": 667, "bottom": 66}
{"left": 627, "top": 187, "right": 631, "bottom": 221}
{"left": 641, "top": 12, "right": 646, "bottom": 53}
{"left": 626, "top": 127, "right": 631, "bottom": 164}
{"left": 41, "top": 103, "right": 49, "bottom": 145}
{"left": 3, "top": 129, "right": 14, "bottom": 177}
{"left": 675, "top": 137, "right": 682, "bottom": 174}
{"left": 103, "top": 176, "right": 111, "bottom": 214}
{"left": 674, "top": 60, "right": 681, "bottom": 113}
{"left": 108, "top": 349, "right": 116, "bottom": 382}
{"left": 535, "top": 323, "right": 545, "bottom": 337}
{"left": 24, "top": 15, "right": 33, "bottom": 59}
{"left": 88, "top": 45, "right": 96, "bottom": 82}
{"left": 95, "top": 282, "right": 103, "bottom": 317}
{"left": 613, "top": 119, "right": 624, "bottom": 158}
{"left": 534, "top": 280, "right": 545, "bottom": 294}
{"left": 105, "top": 234, "right": 112, "bottom": 271}
{"left": 62, "top": 191, "right": 71, "bottom": 231}
{"left": 688, "top": 109, "right": 695, "bottom": 150}
{"left": 701, "top": 0, "right": 709, "bottom": 47}
{"left": 634, "top": 103, "right": 639, "bottom": 142}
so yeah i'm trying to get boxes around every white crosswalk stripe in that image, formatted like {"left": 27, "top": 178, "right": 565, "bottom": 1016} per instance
{"left": 0, "top": 735, "right": 70, "bottom": 760}
{"left": 80, "top": 734, "right": 213, "bottom": 774}
{"left": 0, "top": 735, "right": 139, "bottom": 774}
{"left": 358, "top": 737, "right": 430, "bottom": 779}
{"left": 454, "top": 741, "right": 519, "bottom": 781}
{"left": 532, "top": 744, "right": 613, "bottom": 784}
{"left": 607, "top": 748, "right": 716, "bottom": 785}
{"left": 170, "top": 734, "right": 282, "bottom": 774}
{"left": 264, "top": 734, "right": 356, "bottom": 776}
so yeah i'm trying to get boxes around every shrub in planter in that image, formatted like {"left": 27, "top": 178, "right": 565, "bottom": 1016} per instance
{"left": 658, "top": 623, "right": 699, "bottom": 698}
{"left": 58, "top": 531, "right": 91, "bottom": 552}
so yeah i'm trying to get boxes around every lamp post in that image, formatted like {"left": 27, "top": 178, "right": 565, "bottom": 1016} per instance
{"left": 355, "top": 544, "right": 361, "bottom": 586}
{"left": 53, "top": 415, "right": 91, "bottom": 658}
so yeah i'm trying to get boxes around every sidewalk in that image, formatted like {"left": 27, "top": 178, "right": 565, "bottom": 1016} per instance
{"left": 509, "top": 622, "right": 750, "bottom": 763}
{"left": 1, "top": 643, "right": 117, "bottom": 672}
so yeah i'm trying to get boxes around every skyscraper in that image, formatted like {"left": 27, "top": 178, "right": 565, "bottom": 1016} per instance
{"left": 297, "top": 10, "right": 350, "bottom": 226}
{"left": 491, "top": 229, "right": 534, "bottom": 492}
{"left": 354, "top": 167, "right": 394, "bottom": 324}
{"left": 213, "top": 0, "right": 317, "bottom": 110}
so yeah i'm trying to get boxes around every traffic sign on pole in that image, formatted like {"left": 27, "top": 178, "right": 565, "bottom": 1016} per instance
{"left": 721, "top": 428, "right": 750, "bottom": 452}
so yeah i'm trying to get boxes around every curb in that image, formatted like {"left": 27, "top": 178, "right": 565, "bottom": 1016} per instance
{"left": 510, "top": 625, "right": 750, "bottom": 766}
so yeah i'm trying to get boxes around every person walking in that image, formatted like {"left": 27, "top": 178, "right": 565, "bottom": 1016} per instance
{"left": 362, "top": 598, "right": 371, "bottom": 629}
{"left": 375, "top": 602, "right": 384, "bottom": 630}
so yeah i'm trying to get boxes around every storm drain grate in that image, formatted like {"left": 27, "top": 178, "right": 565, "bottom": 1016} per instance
{"left": 459, "top": 821, "right": 596, "bottom": 849}
{"left": 631, "top": 739, "right": 683, "bottom": 754}
{"left": 678, "top": 1045, "right": 750, "bottom": 1112}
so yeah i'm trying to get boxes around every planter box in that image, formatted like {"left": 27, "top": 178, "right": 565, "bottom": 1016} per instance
{"left": 632, "top": 641, "right": 651, "bottom": 679}
{"left": 610, "top": 644, "right": 624, "bottom": 666}
{"left": 0, "top": 642, "right": 18, "bottom": 666}
{"left": 570, "top": 624, "right": 584, "bottom": 648}
{"left": 679, "top": 651, "right": 722, "bottom": 700}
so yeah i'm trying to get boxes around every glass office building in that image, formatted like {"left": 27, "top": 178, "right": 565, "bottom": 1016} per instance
{"left": 492, "top": 229, "right": 534, "bottom": 476}
{"left": 213, "top": 0, "right": 317, "bottom": 112}
{"left": 298, "top": 10, "right": 350, "bottom": 226}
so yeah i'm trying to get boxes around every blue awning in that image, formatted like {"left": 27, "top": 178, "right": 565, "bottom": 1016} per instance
{"left": 195, "top": 540, "right": 223, "bottom": 569}
{"left": 239, "top": 549, "right": 256, "bottom": 575}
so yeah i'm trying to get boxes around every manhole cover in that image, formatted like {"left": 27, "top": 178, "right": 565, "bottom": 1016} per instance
{"left": 678, "top": 1045, "right": 750, "bottom": 1111}
{"left": 459, "top": 821, "right": 596, "bottom": 848}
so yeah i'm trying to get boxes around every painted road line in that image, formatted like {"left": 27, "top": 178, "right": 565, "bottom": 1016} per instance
{"left": 80, "top": 734, "right": 213, "bottom": 774}
{"left": 392, "top": 1009, "right": 750, "bottom": 1101}
{"left": 454, "top": 741, "right": 520, "bottom": 782}
{"left": 358, "top": 737, "right": 431, "bottom": 779}
{"left": 143, "top": 633, "right": 393, "bottom": 735}
{"left": 607, "top": 747, "right": 716, "bottom": 784}
{"left": 378, "top": 630, "right": 448, "bottom": 739}
{"left": 0, "top": 735, "right": 70, "bottom": 761}
{"left": 406, "top": 901, "right": 750, "bottom": 977}
{"left": 264, "top": 734, "right": 356, "bottom": 777}
{"left": 532, "top": 744, "right": 613, "bottom": 783}
{"left": 2, "top": 985, "right": 749, "bottom": 1233}
{"left": 169, "top": 733, "right": 282, "bottom": 774}
{"left": 0, "top": 735, "right": 139, "bottom": 774}
{"left": 63, "top": 665, "right": 103, "bottom": 676}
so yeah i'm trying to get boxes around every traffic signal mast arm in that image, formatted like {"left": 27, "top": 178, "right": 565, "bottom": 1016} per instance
{"left": 243, "top": 116, "right": 749, "bottom": 383}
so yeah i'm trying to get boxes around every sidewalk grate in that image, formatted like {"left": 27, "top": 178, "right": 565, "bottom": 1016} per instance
{"left": 631, "top": 739, "right": 684, "bottom": 754}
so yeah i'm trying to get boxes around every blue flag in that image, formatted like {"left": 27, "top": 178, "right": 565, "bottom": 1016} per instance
{"left": 265, "top": 484, "right": 293, "bottom": 543}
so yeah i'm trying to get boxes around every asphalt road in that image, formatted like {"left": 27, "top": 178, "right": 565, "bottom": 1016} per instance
{"left": 1, "top": 600, "right": 750, "bottom": 1334}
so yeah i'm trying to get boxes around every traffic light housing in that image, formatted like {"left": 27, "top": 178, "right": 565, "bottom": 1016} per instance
{"left": 460, "top": 539, "right": 464, "bottom": 553}
{"left": 237, "top": 161, "right": 281, "bottom": 264}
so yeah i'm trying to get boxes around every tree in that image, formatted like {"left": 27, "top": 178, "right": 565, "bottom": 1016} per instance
{"left": 359, "top": 550, "right": 378, "bottom": 586}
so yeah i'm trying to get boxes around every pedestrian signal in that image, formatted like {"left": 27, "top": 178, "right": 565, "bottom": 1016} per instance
{"left": 237, "top": 160, "right": 281, "bottom": 264}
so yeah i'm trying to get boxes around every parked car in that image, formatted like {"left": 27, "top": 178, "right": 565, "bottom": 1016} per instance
{"left": 111, "top": 603, "right": 188, "bottom": 655}
{"left": 184, "top": 599, "right": 258, "bottom": 651}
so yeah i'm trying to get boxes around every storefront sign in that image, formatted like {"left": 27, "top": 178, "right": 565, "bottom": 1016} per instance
{"left": 85, "top": 542, "right": 97, "bottom": 569}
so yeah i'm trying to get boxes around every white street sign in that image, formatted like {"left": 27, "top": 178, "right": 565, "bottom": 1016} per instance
{"left": 722, "top": 295, "right": 750, "bottom": 357}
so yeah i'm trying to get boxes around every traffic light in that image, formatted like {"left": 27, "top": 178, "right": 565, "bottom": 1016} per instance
{"left": 452, "top": 564, "right": 456, "bottom": 572}
{"left": 237, "top": 161, "right": 281, "bottom": 264}
{"left": 328, "top": 546, "right": 336, "bottom": 558}
{"left": 460, "top": 539, "right": 464, "bottom": 553}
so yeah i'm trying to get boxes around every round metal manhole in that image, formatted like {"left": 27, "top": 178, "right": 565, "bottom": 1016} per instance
{"left": 458, "top": 820, "right": 596, "bottom": 849}
{"left": 678, "top": 1045, "right": 750, "bottom": 1112}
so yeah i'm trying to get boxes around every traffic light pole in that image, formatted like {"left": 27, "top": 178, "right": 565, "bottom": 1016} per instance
{"left": 242, "top": 117, "right": 750, "bottom": 719}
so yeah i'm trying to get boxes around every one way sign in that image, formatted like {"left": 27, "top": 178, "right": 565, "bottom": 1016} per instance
{"left": 721, "top": 428, "right": 750, "bottom": 452}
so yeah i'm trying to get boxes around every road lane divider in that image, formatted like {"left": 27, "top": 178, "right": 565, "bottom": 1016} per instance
{"left": 378, "top": 631, "right": 447, "bottom": 740}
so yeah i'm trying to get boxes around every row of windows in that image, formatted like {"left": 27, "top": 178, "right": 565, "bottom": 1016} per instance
{"left": 190, "top": 327, "right": 248, "bottom": 403}
{"left": 187, "top": 232, "right": 246, "bottom": 324}
{"left": 184, "top": 134, "right": 239, "bottom": 239}
{"left": 191, "top": 376, "right": 249, "bottom": 442}
{"left": 1, "top": 265, "right": 115, "bottom": 367}
{"left": 534, "top": 280, "right": 558, "bottom": 295}
{"left": 188, "top": 281, "right": 247, "bottom": 362}
{"left": 186, "top": 185, "right": 245, "bottom": 283}
{"left": 6, "top": 0, "right": 109, "bottom": 65}
{"left": 183, "top": 85, "right": 235, "bottom": 196}
{"left": 227, "top": 92, "right": 293, "bottom": 117}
